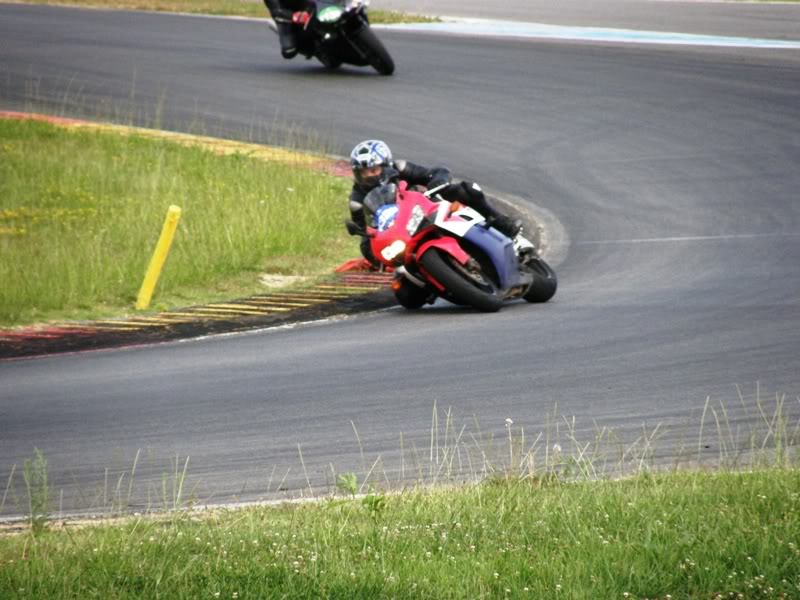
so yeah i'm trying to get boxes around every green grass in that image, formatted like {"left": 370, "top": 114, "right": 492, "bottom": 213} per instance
{"left": 0, "top": 118, "right": 357, "bottom": 326}
{"left": 0, "top": 390, "right": 797, "bottom": 597}
{"left": 1, "top": 469, "right": 798, "bottom": 599}
{"left": 12, "top": 0, "right": 441, "bottom": 23}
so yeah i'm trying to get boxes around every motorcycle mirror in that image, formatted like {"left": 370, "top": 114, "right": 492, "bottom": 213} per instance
{"left": 345, "top": 220, "right": 364, "bottom": 236}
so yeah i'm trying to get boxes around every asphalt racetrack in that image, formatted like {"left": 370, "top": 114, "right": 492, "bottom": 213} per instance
{"left": 1, "top": 1, "right": 799, "bottom": 515}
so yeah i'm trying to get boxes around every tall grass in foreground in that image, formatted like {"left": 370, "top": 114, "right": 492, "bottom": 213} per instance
{"left": 0, "top": 470, "right": 798, "bottom": 599}
{"left": 0, "top": 387, "right": 797, "bottom": 598}
{"left": 0, "top": 119, "right": 356, "bottom": 325}
{"left": 0, "top": 387, "right": 796, "bottom": 521}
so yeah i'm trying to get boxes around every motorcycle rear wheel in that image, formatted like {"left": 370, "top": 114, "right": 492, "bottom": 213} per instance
{"left": 522, "top": 257, "right": 558, "bottom": 303}
{"left": 353, "top": 26, "right": 395, "bottom": 75}
{"left": 420, "top": 249, "right": 503, "bottom": 313}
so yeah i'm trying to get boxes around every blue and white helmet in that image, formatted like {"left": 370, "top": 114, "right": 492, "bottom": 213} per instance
{"left": 350, "top": 140, "right": 393, "bottom": 187}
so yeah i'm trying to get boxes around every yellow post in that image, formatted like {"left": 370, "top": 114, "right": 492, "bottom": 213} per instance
{"left": 136, "top": 205, "right": 182, "bottom": 310}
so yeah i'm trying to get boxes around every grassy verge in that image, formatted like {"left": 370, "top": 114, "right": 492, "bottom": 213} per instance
{"left": 0, "top": 469, "right": 798, "bottom": 599}
{"left": 1, "top": 391, "right": 797, "bottom": 597}
{"left": 0, "top": 118, "right": 357, "bottom": 326}
{"left": 10, "top": 0, "right": 441, "bottom": 23}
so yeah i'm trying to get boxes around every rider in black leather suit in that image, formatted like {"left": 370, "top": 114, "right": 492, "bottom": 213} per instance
{"left": 349, "top": 140, "right": 522, "bottom": 267}
{"left": 263, "top": 0, "right": 308, "bottom": 58}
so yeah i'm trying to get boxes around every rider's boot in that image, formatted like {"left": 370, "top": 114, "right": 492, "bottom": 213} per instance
{"left": 275, "top": 19, "right": 299, "bottom": 58}
{"left": 490, "top": 214, "right": 523, "bottom": 239}
{"left": 264, "top": 0, "right": 298, "bottom": 58}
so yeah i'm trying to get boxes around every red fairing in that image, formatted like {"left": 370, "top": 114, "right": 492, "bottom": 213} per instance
{"left": 368, "top": 180, "right": 472, "bottom": 269}
{"left": 417, "top": 236, "right": 470, "bottom": 265}
{"left": 367, "top": 182, "right": 431, "bottom": 263}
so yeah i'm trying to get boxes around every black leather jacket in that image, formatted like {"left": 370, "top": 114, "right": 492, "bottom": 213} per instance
{"left": 349, "top": 160, "right": 451, "bottom": 229}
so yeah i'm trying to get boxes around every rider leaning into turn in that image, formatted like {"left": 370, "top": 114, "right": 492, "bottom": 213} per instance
{"left": 263, "top": 0, "right": 307, "bottom": 58}
{"left": 348, "top": 140, "right": 523, "bottom": 267}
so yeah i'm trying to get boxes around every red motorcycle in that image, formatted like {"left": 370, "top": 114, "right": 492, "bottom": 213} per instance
{"left": 346, "top": 180, "right": 557, "bottom": 312}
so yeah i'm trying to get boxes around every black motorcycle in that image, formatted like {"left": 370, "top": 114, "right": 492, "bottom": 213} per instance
{"left": 270, "top": 0, "right": 395, "bottom": 75}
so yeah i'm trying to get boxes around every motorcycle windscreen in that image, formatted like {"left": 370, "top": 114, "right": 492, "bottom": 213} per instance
{"left": 363, "top": 182, "right": 398, "bottom": 227}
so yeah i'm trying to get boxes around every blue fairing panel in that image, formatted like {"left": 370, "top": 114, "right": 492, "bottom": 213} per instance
{"left": 463, "top": 226, "right": 520, "bottom": 290}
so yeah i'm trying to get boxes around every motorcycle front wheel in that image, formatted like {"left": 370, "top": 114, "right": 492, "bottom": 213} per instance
{"left": 352, "top": 26, "right": 395, "bottom": 75}
{"left": 394, "top": 278, "right": 429, "bottom": 310}
{"left": 420, "top": 249, "right": 503, "bottom": 313}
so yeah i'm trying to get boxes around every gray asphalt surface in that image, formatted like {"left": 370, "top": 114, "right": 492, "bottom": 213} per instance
{"left": 1, "top": 3, "right": 799, "bottom": 515}
{"left": 376, "top": 0, "right": 800, "bottom": 39}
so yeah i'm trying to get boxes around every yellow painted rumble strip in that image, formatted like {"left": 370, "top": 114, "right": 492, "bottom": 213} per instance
{"left": 253, "top": 294, "right": 333, "bottom": 302}
{"left": 257, "top": 294, "right": 341, "bottom": 301}
{"left": 243, "top": 299, "right": 315, "bottom": 308}
{"left": 207, "top": 303, "right": 275, "bottom": 311}
{"left": 313, "top": 285, "right": 374, "bottom": 292}
{"left": 54, "top": 324, "right": 140, "bottom": 332}
{"left": 115, "top": 316, "right": 192, "bottom": 324}
{"left": 203, "top": 306, "right": 276, "bottom": 315}
{"left": 96, "top": 320, "right": 165, "bottom": 328}
{"left": 186, "top": 307, "right": 284, "bottom": 316}
{"left": 252, "top": 292, "right": 331, "bottom": 299}
{"left": 160, "top": 312, "right": 236, "bottom": 320}
{"left": 145, "top": 316, "right": 198, "bottom": 323}
{"left": 315, "top": 285, "right": 382, "bottom": 292}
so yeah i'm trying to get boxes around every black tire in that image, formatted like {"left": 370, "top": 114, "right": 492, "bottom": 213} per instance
{"left": 394, "top": 279, "right": 428, "bottom": 310}
{"left": 522, "top": 257, "right": 558, "bottom": 303}
{"left": 353, "top": 26, "right": 395, "bottom": 75}
{"left": 316, "top": 54, "right": 342, "bottom": 70}
{"left": 420, "top": 249, "right": 503, "bottom": 313}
